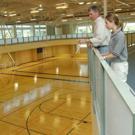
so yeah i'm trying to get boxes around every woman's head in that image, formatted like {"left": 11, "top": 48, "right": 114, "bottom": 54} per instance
{"left": 105, "top": 13, "right": 122, "bottom": 30}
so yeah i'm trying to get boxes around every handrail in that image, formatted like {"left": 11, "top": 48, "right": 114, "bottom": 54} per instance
{"left": 0, "top": 32, "right": 135, "bottom": 47}
{"left": 0, "top": 33, "right": 92, "bottom": 46}
{"left": 89, "top": 47, "right": 135, "bottom": 135}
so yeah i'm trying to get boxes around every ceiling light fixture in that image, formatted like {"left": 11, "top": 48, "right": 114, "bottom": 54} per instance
{"left": 115, "top": 8, "right": 122, "bottom": 11}
{"left": 86, "top": 2, "right": 91, "bottom": 5}
{"left": 38, "top": 8, "right": 43, "bottom": 11}
{"left": 78, "top": 2, "right": 85, "bottom": 5}
{"left": 16, "top": 20, "right": 21, "bottom": 23}
{"left": 66, "top": 14, "right": 74, "bottom": 17}
{"left": 30, "top": 18, "right": 37, "bottom": 21}
{"left": 4, "top": 11, "right": 7, "bottom": 14}
{"left": 39, "top": 4, "right": 42, "bottom": 7}
{"left": 93, "top": 2, "right": 97, "bottom": 4}
{"left": 62, "top": 19, "right": 68, "bottom": 22}
{"left": 30, "top": 10, "right": 39, "bottom": 14}
{"left": 56, "top": 3, "right": 68, "bottom": 9}
{"left": 131, "top": 13, "right": 135, "bottom": 16}
{"left": 9, "top": 13, "right": 16, "bottom": 17}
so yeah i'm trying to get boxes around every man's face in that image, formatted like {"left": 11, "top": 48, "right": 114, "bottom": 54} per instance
{"left": 88, "top": 10, "right": 98, "bottom": 20}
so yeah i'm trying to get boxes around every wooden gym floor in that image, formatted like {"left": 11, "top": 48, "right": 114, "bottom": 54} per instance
{"left": 0, "top": 58, "right": 93, "bottom": 135}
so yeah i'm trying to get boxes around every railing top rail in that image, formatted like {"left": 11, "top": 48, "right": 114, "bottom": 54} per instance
{"left": 93, "top": 48, "right": 135, "bottom": 113}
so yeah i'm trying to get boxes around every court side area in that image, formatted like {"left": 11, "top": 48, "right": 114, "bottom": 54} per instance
{"left": 0, "top": 58, "right": 93, "bottom": 135}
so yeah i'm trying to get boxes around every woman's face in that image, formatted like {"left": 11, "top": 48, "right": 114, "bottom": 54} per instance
{"left": 105, "top": 19, "right": 113, "bottom": 30}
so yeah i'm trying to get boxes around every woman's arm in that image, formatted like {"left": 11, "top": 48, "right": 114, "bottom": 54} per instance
{"left": 102, "top": 53, "right": 116, "bottom": 60}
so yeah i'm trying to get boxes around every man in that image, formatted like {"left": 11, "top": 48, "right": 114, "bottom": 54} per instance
{"left": 80, "top": 5, "right": 110, "bottom": 54}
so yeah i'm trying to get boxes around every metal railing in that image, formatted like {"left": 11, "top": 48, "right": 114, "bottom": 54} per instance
{"left": 0, "top": 32, "right": 135, "bottom": 47}
{"left": 88, "top": 48, "right": 135, "bottom": 135}
{"left": 0, "top": 33, "right": 92, "bottom": 45}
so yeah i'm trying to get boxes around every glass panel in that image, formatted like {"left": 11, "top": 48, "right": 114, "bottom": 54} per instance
{"left": 0, "top": 30, "right": 3, "bottom": 39}
{"left": 24, "top": 37, "right": 29, "bottom": 42}
{"left": 42, "top": 36, "right": 47, "bottom": 40}
{"left": 35, "top": 29, "right": 40, "bottom": 36}
{"left": 67, "top": 34, "right": 72, "bottom": 38}
{"left": 12, "top": 38, "right": 18, "bottom": 43}
{"left": 23, "top": 29, "right": 32, "bottom": 37}
{"left": 40, "top": 29, "right": 47, "bottom": 36}
{"left": 0, "top": 39, "right": 4, "bottom": 45}
{"left": 29, "top": 37, "right": 34, "bottom": 42}
{"left": 50, "top": 35, "right": 55, "bottom": 39}
{"left": 56, "top": 35, "right": 61, "bottom": 39}
{"left": 47, "top": 35, "right": 51, "bottom": 40}
{"left": 39, "top": 36, "right": 43, "bottom": 41}
{"left": 18, "top": 37, "right": 24, "bottom": 43}
{"left": 16, "top": 29, "right": 23, "bottom": 37}
{"left": 61, "top": 35, "right": 66, "bottom": 38}
{"left": 34, "top": 36, "right": 39, "bottom": 41}
{"left": 72, "top": 34, "right": 77, "bottom": 38}
{"left": 6, "top": 39, "right": 12, "bottom": 44}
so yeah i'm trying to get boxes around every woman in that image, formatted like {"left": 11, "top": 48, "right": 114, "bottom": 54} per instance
{"left": 102, "top": 13, "right": 128, "bottom": 83}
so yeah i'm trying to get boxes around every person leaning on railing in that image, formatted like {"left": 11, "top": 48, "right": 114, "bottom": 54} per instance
{"left": 79, "top": 4, "right": 111, "bottom": 54}
{"left": 102, "top": 13, "right": 128, "bottom": 83}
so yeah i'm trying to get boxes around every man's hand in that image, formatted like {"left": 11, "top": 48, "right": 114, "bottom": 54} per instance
{"left": 87, "top": 42, "right": 93, "bottom": 48}
{"left": 79, "top": 39, "right": 87, "bottom": 44}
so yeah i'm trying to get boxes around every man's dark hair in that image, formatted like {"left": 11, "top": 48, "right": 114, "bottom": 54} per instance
{"left": 88, "top": 5, "right": 103, "bottom": 14}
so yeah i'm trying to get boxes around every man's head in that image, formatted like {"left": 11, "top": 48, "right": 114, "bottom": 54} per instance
{"left": 88, "top": 5, "right": 103, "bottom": 20}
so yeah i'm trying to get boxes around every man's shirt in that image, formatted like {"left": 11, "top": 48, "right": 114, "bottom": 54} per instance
{"left": 90, "top": 16, "right": 111, "bottom": 47}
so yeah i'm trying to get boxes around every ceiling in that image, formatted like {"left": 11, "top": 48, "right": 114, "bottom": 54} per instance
{"left": 0, "top": 0, "right": 135, "bottom": 25}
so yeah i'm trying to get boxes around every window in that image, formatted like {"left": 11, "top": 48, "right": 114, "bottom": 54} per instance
{"left": 0, "top": 30, "right": 3, "bottom": 39}
{"left": 23, "top": 29, "right": 32, "bottom": 37}
{"left": 0, "top": 24, "right": 45, "bottom": 39}
{"left": 124, "top": 23, "right": 135, "bottom": 32}
{"left": 76, "top": 24, "right": 92, "bottom": 34}
{"left": 76, "top": 23, "right": 92, "bottom": 48}
{"left": 16, "top": 29, "right": 23, "bottom": 37}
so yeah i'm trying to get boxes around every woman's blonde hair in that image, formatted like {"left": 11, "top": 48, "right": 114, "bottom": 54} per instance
{"left": 106, "top": 13, "right": 123, "bottom": 29}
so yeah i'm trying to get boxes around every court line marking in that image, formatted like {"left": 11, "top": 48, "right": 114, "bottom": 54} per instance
{"left": 0, "top": 90, "right": 91, "bottom": 134}
{"left": 39, "top": 105, "right": 91, "bottom": 123}
{"left": 14, "top": 70, "right": 88, "bottom": 78}
{"left": 0, "top": 72, "right": 89, "bottom": 83}
{"left": 0, "top": 89, "right": 89, "bottom": 120}
{"left": 25, "top": 92, "right": 91, "bottom": 135}
{"left": 12, "top": 58, "right": 87, "bottom": 71}
{"left": 65, "top": 112, "right": 91, "bottom": 135}
{"left": 11, "top": 57, "right": 56, "bottom": 70}
{"left": 0, "top": 120, "right": 46, "bottom": 135}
